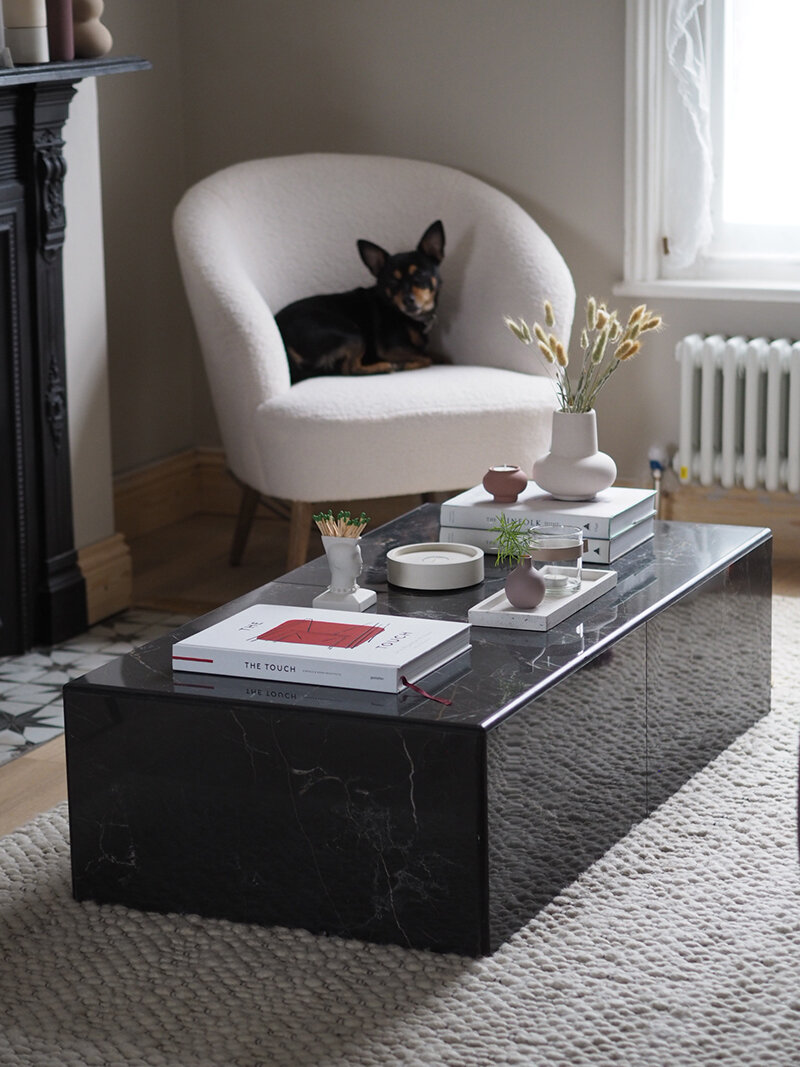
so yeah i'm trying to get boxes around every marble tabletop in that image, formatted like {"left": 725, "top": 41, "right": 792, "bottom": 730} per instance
{"left": 68, "top": 506, "right": 771, "bottom": 731}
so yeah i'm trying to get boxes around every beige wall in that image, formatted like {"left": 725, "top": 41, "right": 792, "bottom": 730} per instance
{"left": 95, "top": 0, "right": 799, "bottom": 486}
{"left": 96, "top": 0, "right": 193, "bottom": 475}
{"left": 64, "top": 80, "right": 115, "bottom": 549}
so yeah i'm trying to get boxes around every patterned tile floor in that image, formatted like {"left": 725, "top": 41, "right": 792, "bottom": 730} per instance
{"left": 0, "top": 609, "right": 189, "bottom": 768}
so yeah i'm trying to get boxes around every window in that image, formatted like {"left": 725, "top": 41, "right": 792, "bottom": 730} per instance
{"left": 620, "top": 0, "right": 800, "bottom": 300}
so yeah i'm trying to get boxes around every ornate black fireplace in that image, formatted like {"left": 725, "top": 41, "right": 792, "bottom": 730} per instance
{"left": 0, "top": 57, "right": 147, "bottom": 655}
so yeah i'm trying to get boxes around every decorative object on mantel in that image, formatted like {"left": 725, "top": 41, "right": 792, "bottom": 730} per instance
{"left": 312, "top": 510, "right": 377, "bottom": 611}
{"left": 0, "top": 1, "right": 14, "bottom": 66}
{"left": 386, "top": 542, "right": 484, "bottom": 591}
{"left": 469, "top": 566, "right": 617, "bottom": 631}
{"left": 71, "top": 0, "right": 111, "bottom": 59}
{"left": 482, "top": 464, "right": 528, "bottom": 504}
{"left": 505, "top": 297, "right": 662, "bottom": 500}
{"left": 45, "top": 0, "right": 73, "bottom": 60}
{"left": 490, "top": 513, "right": 584, "bottom": 607}
{"left": 3, "top": 0, "right": 49, "bottom": 63}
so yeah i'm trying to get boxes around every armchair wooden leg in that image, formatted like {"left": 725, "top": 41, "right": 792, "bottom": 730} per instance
{"left": 286, "top": 501, "right": 314, "bottom": 572}
{"left": 230, "top": 485, "right": 260, "bottom": 566}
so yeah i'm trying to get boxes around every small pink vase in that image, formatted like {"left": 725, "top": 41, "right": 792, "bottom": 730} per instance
{"left": 504, "top": 556, "right": 546, "bottom": 610}
{"left": 482, "top": 464, "right": 528, "bottom": 503}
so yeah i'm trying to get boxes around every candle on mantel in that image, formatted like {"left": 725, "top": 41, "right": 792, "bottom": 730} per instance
{"left": 3, "top": 0, "right": 50, "bottom": 64}
{"left": 45, "top": 0, "right": 74, "bottom": 61}
{"left": 0, "top": 3, "right": 10, "bottom": 67}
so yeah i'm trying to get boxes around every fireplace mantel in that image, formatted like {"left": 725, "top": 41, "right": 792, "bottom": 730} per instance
{"left": 0, "top": 56, "right": 149, "bottom": 654}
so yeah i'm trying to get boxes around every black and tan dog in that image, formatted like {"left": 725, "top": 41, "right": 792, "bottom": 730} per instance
{"left": 276, "top": 220, "right": 446, "bottom": 383}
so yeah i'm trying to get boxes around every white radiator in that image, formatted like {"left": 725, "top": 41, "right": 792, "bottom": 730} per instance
{"left": 674, "top": 333, "right": 800, "bottom": 493}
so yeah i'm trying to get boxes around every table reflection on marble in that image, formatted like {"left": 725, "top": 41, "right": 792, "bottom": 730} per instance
{"left": 64, "top": 508, "right": 771, "bottom": 955}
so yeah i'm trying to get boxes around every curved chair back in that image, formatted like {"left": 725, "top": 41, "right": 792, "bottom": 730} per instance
{"left": 174, "top": 154, "right": 575, "bottom": 493}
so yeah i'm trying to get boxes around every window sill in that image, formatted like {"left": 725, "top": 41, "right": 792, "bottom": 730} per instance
{"left": 613, "top": 278, "right": 800, "bottom": 304}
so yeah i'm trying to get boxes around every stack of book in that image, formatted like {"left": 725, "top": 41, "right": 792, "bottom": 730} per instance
{"left": 439, "top": 482, "right": 657, "bottom": 564}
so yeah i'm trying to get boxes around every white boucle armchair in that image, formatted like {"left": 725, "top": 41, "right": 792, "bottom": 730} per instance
{"left": 173, "top": 153, "right": 575, "bottom": 570}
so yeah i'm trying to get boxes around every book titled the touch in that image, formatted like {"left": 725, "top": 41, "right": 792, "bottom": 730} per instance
{"left": 171, "top": 604, "right": 471, "bottom": 693}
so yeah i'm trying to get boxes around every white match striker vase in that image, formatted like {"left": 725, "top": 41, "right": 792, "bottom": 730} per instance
{"left": 533, "top": 410, "right": 616, "bottom": 501}
{"left": 312, "top": 535, "right": 377, "bottom": 612}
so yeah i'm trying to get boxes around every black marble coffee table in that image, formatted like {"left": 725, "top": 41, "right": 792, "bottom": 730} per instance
{"left": 63, "top": 508, "right": 771, "bottom": 955}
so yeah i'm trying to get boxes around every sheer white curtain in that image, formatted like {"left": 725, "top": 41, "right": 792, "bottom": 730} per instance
{"left": 664, "top": 0, "right": 713, "bottom": 270}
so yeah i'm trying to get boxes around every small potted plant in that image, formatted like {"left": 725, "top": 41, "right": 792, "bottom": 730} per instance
{"left": 489, "top": 514, "right": 545, "bottom": 610}
{"left": 490, "top": 514, "right": 584, "bottom": 608}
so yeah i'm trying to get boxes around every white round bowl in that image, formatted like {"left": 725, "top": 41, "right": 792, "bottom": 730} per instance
{"left": 386, "top": 542, "right": 484, "bottom": 591}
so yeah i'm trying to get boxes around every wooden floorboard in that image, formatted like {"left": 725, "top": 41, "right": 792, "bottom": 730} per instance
{"left": 2, "top": 507, "right": 798, "bottom": 838}
{"left": 128, "top": 495, "right": 425, "bottom": 617}
{"left": 0, "top": 735, "right": 67, "bottom": 838}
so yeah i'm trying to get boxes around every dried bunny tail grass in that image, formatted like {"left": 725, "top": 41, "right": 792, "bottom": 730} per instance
{"left": 639, "top": 314, "right": 663, "bottom": 332}
{"left": 534, "top": 322, "right": 550, "bottom": 346}
{"left": 615, "top": 339, "right": 642, "bottom": 361}
{"left": 504, "top": 316, "right": 533, "bottom": 343}
{"left": 589, "top": 326, "right": 611, "bottom": 365}
{"left": 505, "top": 296, "right": 661, "bottom": 413}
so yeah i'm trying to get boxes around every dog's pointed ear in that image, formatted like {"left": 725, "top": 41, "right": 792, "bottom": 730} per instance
{"left": 418, "top": 220, "right": 445, "bottom": 264}
{"left": 357, "top": 239, "right": 388, "bottom": 278}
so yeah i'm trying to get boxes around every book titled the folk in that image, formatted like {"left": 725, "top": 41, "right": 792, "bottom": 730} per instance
{"left": 440, "top": 482, "right": 656, "bottom": 538}
{"left": 171, "top": 605, "right": 471, "bottom": 693}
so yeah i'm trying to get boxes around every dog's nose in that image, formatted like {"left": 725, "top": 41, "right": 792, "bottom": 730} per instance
{"left": 411, "top": 286, "right": 434, "bottom": 312}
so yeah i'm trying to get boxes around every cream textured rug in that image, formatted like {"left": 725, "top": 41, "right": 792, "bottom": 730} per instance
{"left": 1, "top": 597, "right": 799, "bottom": 1067}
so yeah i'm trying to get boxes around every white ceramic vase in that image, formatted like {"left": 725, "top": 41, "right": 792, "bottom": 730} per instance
{"left": 312, "top": 535, "right": 377, "bottom": 612}
{"left": 533, "top": 409, "right": 616, "bottom": 501}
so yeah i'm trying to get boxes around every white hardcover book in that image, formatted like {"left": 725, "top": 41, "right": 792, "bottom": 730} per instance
{"left": 440, "top": 482, "right": 657, "bottom": 538}
{"left": 172, "top": 647, "right": 471, "bottom": 715}
{"left": 581, "top": 517, "right": 655, "bottom": 563}
{"left": 172, "top": 605, "right": 471, "bottom": 693}
{"left": 440, "top": 514, "right": 655, "bottom": 564}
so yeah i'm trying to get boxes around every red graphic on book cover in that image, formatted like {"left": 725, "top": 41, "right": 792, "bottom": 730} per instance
{"left": 257, "top": 619, "right": 384, "bottom": 649}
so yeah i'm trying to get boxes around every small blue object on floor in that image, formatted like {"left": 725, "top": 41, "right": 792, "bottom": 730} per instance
{"left": 0, "top": 610, "right": 189, "bottom": 768}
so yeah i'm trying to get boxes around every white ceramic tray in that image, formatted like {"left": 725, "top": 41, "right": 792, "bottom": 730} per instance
{"left": 468, "top": 566, "right": 617, "bottom": 631}
{"left": 386, "top": 542, "right": 484, "bottom": 590}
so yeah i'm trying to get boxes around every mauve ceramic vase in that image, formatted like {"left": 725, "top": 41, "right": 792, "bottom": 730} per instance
{"left": 533, "top": 409, "right": 616, "bottom": 501}
{"left": 482, "top": 464, "right": 528, "bottom": 503}
{"left": 504, "top": 556, "right": 546, "bottom": 610}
